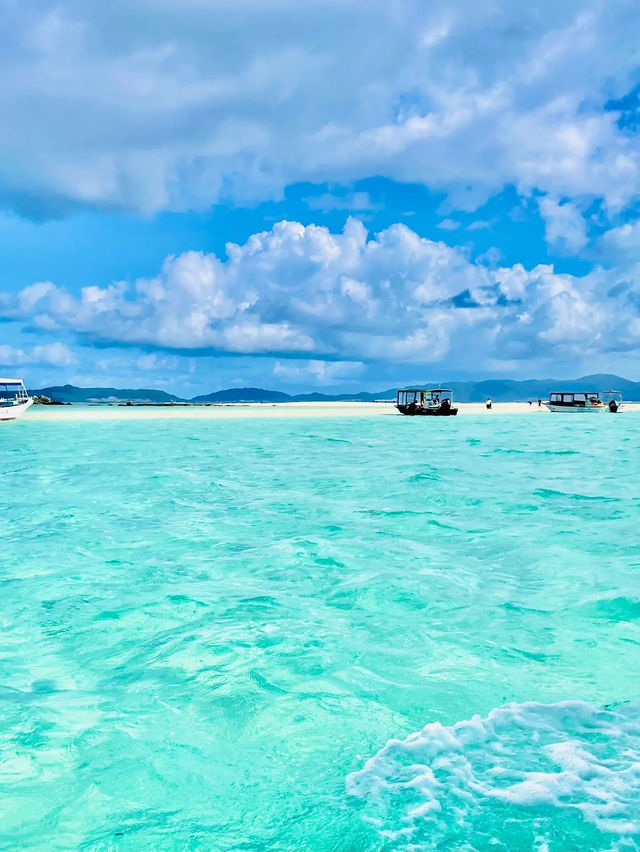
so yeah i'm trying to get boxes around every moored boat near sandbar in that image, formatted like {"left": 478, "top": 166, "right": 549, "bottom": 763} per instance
{"left": 0, "top": 378, "right": 33, "bottom": 421}
{"left": 544, "top": 391, "right": 605, "bottom": 413}
{"left": 396, "top": 388, "right": 458, "bottom": 416}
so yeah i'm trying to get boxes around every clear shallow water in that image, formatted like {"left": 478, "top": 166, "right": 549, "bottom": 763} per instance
{"left": 1, "top": 412, "right": 639, "bottom": 850}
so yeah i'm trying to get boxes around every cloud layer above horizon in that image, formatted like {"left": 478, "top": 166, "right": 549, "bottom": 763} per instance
{"left": 3, "top": 218, "right": 640, "bottom": 384}
{"left": 2, "top": 0, "right": 639, "bottom": 217}
{"left": 1, "top": 0, "right": 640, "bottom": 389}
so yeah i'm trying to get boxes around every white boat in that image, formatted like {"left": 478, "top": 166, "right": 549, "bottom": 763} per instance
{"left": 0, "top": 378, "right": 33, "bottom": 421}
{"left": 545, "top": 391, "right": 606, "bottom": 413}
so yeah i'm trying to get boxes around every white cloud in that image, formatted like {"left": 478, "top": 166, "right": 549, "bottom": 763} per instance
{"left": 467, "top": 218, "right": 497, "bottom": 231}
{"left": 32, "top": 342, "right": 77, "bottom": 366}
{"left": 136, "top": 353, "right": 180, "bottom": 371}
{"left": 3, "top": 218, "right": 640, "bottom": 374}
{"left": 304, "top": 191, "right": 379, "bottom": 213}
{"left": 437, "top": 219, "right": 461, "bottom": 231}
{"left": 596, "top": 220, "right": 640, "bottom": 262}
{"left": 0, "top": 341, "right": 76, "bottom": 367}
{"left": 0, "top": 345, "right": 26, "bottom": 366}
{"left": 0, "top": 2, "right": 639, "bottom": 220}
{"left": 538, "top": 196, "right": 588, "bottom": 253}
{"left": 273, "top": 359, "right": 364, "bottom": 385}
{"left": 475, "top": 246, "right": 504, "bottom": 267}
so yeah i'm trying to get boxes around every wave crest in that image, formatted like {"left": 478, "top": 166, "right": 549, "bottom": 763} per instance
{"left": 346, "top": 701, "right": 640, "bottom": 850}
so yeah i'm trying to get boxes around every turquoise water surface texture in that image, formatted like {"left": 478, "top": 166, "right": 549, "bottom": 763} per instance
{"left": 1, "top": 413, "right": 639, "bottom": 850}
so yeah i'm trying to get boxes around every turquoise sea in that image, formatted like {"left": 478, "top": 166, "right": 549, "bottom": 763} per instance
{"left": 1, "top": 412, "right": 639, "bottom": 850}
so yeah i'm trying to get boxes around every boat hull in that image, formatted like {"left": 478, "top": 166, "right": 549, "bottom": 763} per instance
{"left": 545, "top": 403, "right": 605, "bottom": 413}
{"left": 397, "top": 405, "right": 458, "bottom": 416}
{"left": 0, "top": 398, "right": 34, "bottom": 421}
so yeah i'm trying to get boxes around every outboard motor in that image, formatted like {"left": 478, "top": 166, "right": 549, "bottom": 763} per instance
{"left": 609, "top": 399, "right": 619, "bottom": 413}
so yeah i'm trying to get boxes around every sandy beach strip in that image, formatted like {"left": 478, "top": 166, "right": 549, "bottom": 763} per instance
{"left": 23, "top": 401, "right": 640, "bottom": 421}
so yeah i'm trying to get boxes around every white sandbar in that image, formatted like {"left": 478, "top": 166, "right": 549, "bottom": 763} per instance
{"left": 24, "top": 401, "right": 640, "bottom": 421}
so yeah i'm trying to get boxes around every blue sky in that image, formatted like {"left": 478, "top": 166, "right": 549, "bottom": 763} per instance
{"left": 1, "top": 0, "right": 640, "bottom": 394}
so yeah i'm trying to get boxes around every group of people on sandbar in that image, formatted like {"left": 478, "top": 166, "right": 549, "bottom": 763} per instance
{"left": 485, "top": 398, "right": 543, "bottom": 410}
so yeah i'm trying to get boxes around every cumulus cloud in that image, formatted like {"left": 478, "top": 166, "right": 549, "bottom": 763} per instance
{"left": 304, "top": 191, "right": 379, "bottom": 213}
{"left": 0, "top": 341, "right": 76, "bottom": 367}
{"left": 596, "top": 220, "right": 640, "bottom": 262}
{"left": 2, "top": 219, "right": 639, "bottom": 373}
{"left": 0, "top": 1, "right": 639, "bottom": 222}
{"left": 538, "top": 196, "right": 588, "bottom": 253}
{"left": 273, "top": 359, "right": 364, "bottom": 385}
{"left": 135, "top": 353, "right": 181, "bottom": 372}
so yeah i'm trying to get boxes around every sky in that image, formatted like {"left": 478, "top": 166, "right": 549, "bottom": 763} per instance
{"left": 1, "top": 0, "right": 640, "bottom": 395}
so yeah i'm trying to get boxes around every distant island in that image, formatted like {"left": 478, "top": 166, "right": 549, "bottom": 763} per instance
{"left": 30, "top": 374, "right": 639, "bottom": 404}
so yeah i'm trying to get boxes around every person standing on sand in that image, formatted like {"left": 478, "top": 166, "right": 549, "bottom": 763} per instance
{"left": 486, "top": 397, "right": 492, "bottom": 410}
{"left": 538, "top": 398, "right": 542, "bottom": 407}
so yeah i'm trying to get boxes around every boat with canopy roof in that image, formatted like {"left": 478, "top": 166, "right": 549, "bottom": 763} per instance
{"left": 0, "top": 378, "right": 33, "bottom": 421}
{"left": 396, "top": 388, "right": 458, "bottom": 416}
{"left": 544, "top": 391, "right": 605, "bottom": 413}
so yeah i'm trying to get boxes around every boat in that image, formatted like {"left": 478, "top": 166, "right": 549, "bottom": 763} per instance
{"left": 601, "top": 390, "right": 623, "bottom": 413}
{"left": 396, "top": 388, "right": 458, "bottom": 416}
{"left": 0, "top": 378, "right": 33, "bottom": 421}
{"left": 545, "top": 391, "right": 605, "bottom": 413}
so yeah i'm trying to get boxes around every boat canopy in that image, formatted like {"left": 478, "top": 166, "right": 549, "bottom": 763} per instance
{"left": 0, "top": 379, "right": 29, "bottom": 403}
{"left": 549, "top": 391, "right": 600, "bottom": 400}
{"left": 398, "top": 388, "right": 453, "bottom": 395}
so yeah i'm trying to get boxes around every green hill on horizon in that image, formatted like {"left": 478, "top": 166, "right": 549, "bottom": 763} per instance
{"left": 30, "top": 373, "right": 640, "bottom": 404}
{"left": 30, "top": 384, "right": 181, "bottom": 403}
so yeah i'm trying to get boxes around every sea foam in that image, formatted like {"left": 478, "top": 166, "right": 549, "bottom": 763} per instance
{"left": 346, "top": 701, "right": 640, "bottom": 850}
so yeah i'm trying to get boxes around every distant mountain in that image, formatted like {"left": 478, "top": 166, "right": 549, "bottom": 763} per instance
{"left": 29, "top": 375, "right": 640, "bottom": 405}
{"left": 352, "top": 374, "right": 639, "bottom": 403}
{"left": 30, "top": 384, "right": 181, "bottom": 403}
{"left": 428, "top": 374, "right": 640, "bottom": 402}
{"left": 192, "top": 387, "right": 293, "bottom": 403}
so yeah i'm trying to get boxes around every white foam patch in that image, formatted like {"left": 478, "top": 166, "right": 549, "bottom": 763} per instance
{"left": 346, "top": 701, "right": 640, "bottom": 850}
